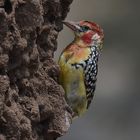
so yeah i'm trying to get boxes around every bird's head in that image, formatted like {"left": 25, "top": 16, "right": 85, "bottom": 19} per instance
{"left": 63, "top": 20, "right": 104, "bottom": 49}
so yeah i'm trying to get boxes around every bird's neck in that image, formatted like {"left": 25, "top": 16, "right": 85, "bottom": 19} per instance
{"left": 74, "top": 36, "right": 103, "bottom": 51}
{"left": 74, "top": 37, "right": 90, "bottom": 48}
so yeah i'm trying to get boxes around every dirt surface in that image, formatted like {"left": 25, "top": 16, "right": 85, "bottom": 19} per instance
{"left": 0, "top": 0, "right": 73, "bottom": 139}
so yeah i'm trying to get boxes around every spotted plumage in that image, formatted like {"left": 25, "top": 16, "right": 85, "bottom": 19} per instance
{"left": 84, "top": 46, "right": 98, "bottom": 108}
{"left": 59, "top": 20, "right": 104, "bottom": 118}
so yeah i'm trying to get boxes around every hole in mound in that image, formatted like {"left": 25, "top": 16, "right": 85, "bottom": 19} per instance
{"left": 4, "top": 0, "right": 12, "bottom": 14}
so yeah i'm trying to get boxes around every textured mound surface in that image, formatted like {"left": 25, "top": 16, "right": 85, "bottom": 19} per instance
{"left": 0, "top": 0, "right": 73, "bottom": 139}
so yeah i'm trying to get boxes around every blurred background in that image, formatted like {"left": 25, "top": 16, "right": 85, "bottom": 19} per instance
{"left": 55, "top": 0, "right": 140, "bottom": 140}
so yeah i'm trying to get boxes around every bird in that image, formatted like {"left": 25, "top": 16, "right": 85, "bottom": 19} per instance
{"left": 58, "top": 20, "right": 104, "bottom": 118}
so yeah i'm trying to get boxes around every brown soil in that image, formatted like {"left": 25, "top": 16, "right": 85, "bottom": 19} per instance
{"left": 0, "top": 0, "right": 73, "bottom": 139}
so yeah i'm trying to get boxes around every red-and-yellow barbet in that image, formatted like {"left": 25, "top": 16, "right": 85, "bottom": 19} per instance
{"left": 59, "top": 20, "right": 104, "bottom": 118}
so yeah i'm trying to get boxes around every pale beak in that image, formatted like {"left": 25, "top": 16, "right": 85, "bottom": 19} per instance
{"left": 63, "top": 21, "right": 82, "bottom": 32}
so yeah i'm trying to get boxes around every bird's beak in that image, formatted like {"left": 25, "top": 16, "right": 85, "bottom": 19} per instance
{"left": 63, "top": 21, "right": 81, "bottom": 32}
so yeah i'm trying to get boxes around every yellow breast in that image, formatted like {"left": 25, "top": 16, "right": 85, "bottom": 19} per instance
{"left": 58, "top": 43, "right": 90, "bottom": 116}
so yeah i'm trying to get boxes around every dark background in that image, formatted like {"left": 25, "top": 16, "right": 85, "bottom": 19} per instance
{"left": 55, "top": 0, "right": 140, "bottom": 140}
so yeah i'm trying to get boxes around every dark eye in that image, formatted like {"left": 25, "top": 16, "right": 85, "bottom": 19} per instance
{"left": 81, "top": 26, "right": 90, "bottom": 32}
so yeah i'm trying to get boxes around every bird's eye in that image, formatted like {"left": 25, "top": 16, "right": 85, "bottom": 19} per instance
{"left": 81, "top": 26, "right": 90, "bottom": 32}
